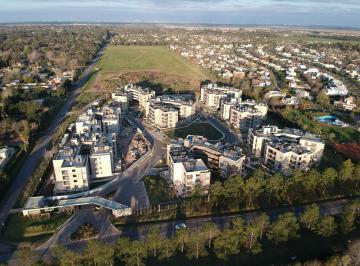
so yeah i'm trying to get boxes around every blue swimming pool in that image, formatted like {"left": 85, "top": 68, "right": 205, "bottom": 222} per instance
{"left": 317, "top": 115, "right": 344, "bottom": 126}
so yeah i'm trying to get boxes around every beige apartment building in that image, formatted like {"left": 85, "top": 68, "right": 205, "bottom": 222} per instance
{"left": 147, "top": 103, "right": 179, "bottom": 128}
{"left": 200, "top": 83, "right": 242, "bottom": 109}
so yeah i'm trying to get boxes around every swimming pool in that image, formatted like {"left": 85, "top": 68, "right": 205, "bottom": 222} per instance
{"left": 317, "top": 115, "right": 344, "bottom": 126}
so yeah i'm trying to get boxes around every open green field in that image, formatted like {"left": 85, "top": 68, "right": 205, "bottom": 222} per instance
{"left": 97, "top": 46, "right": 207, "bottom": 79}
{"left": 164, "top": 122, "right": 224, "bottom": 141}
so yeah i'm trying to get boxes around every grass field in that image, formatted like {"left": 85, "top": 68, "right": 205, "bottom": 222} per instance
{"left": 97, "top": 46, "right": 207, "bottom": 79}
{"left": 164, "top": 122, "right": 224, "bottom": 141}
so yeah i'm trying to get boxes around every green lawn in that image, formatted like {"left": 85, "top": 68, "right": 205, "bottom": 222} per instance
{"left": 96, "top": 46, "right": 207, "bottom": 79}
{"left": 4, "top": 213, "right": 69, "bottom": 246}
{"left": 164, "top": 122, "right": 224, "bottom": 141}
{"left": 143, "top": 175, "right": 174, "bottom": 205}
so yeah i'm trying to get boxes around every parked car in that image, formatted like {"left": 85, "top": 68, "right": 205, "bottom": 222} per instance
{"left": 175, "top": 223, "right": 186, "bottom": 230}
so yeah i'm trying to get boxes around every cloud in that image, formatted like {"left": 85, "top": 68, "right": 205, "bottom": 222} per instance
{"left": 0, "top": 0, "right": 359, "bottom": 27}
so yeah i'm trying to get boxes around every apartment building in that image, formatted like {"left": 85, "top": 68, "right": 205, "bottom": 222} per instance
{"left": 147, "top": 102, "right": 179, "bottom": 128}
{"left": 248, "top": 126, "right": 325, "bottom": 174}
{"left": 185, "top": 135, "right": 246, "bottom": 178}
{"left": 53, "top": 147, "right": 90, "bottom": 193}
{"left": 167, "top": 143, "right": 211, "bottom": 197}
{"left": 229, "top": 101, "right": 268, "bottom": 132}
{"left": 111, "top": 91, "right": 129, "bottom": 111}
{"left": 124, "top": 84, "right": 155, "bottom": 109}
{"left": 200, "top": 83, "right": 242, "bottom": 109}
{"left": 146, "top": 95, "right": 195, "bottom": 119}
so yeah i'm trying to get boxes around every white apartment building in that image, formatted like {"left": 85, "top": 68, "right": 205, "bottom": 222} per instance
{"left": 167, "top": 144, "right": 211, "bottom": 197}
{"left": 147, "top": 95, "right": 195, "bottom": 119}
{"left": 229, "top": 101, "right": 268, "bottom": 132}
{"left": 53, "top": 148, "right": 90, "bottom": 193}
{"left": 248, "top": 126, "right": 325, "bottom": 174}
{"left": 124, "top": 84, "right": 156, "bottom": 109}
{"left": 89, "top": 145, "right": 114, "bottom": 179}
{"left": 200, "top": 83, "right": 242, "bottom": 109}
{"left": 147, "top": 103, "right": 179, "bottom": 128}
{"left": 111, "top": 91, "right": 129, "bottom": 111}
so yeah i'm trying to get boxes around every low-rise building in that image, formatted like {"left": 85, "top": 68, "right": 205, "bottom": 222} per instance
{"left": 0, "top": 147, "right": 15, "bottom": 169}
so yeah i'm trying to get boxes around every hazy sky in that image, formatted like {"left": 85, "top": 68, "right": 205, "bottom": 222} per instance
{"left": 0, "top": 0, "right": 359, "bottom": 27}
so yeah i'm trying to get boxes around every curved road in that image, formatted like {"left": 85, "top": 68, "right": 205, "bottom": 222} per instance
{"left": 0, "top": 44, "right": 107, "bottom": 232}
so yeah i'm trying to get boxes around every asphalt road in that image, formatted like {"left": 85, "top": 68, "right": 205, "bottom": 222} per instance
{"left": 0, "top": 196, "right": 348, "bottom": 265}
{"left": 207, "top": 116, "right": 240, "bottom": 144}
{"left": 0, "top": 44, "right": 107, "bottom": 233}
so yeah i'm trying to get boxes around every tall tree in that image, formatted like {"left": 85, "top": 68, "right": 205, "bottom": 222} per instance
{"left": 300, "top": 204, "right": 320, "bottom": 231}
{"left": 83, "top": 240, "right": 114, "bottom": 266}
{"left": 318, "top": 168, "right": 337, "bottom": 197}
{"left": 340, "top": 202, "right": 360, "bottom": 234}
{"left": 315, "top": 216, "right": 337, "bottom": 237}
{"left": 116, "top": 238, "right": 147, "bottom": 266}
{"left": 201, "top": 222, "right": 220, "bottom": 249}
{"left": 253, "top": 213, "right": 270, "bottom": 240}
{"left": 185, "top": 228, "right": 208, "bottom": 260}
{"left": 267, "top": 213, "right": 300, "bottom": 246}
{"left": 175, "top": 227, "right": 189, "bottom": 254}
{"left": 52, "top": 245, "right": 83, "bottom": 266}
{"left": 158, "top": 238, "right": 176, "bottom": 262}
{"left": 213, "top": 228, "right": 240, "bottom": 260}
{"left": 146, "top": 227, "right": 161, "bottom": 257}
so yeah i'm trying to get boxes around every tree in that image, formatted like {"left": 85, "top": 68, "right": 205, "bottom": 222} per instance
{"left": 175, "top": 227, "right": 189, "bottom": 253}
{"left": 52, "top": 245, "right": 83, "bottom": 266}
{"left": 315, "top": 216, "right": 337, "bottom": 237}
{"left": 185, "top": 228, "right": 208, "bottom": 260}
{"left": 339, "top": 159, "right": 354, "bottom": 182}
{"left": 158, "top": 238, "right": 176, "bottom": 261}
{"left": 213, "top": 228, "right": 240, "bottom": 260}
{"left": 243, "top": 175, "right": 265, "bottom": 208}
{"left": 210, "top": 181, "right": 225, "bottom": 207}
{"left": 267, "top": 212, "right": 300, "bottom": 246}
{"left": 18, "top": 120, "right": 30, "bottom": 151}
{"left": 241, "top": 222, "right": 262, "bottom": 254}
{"left": 316, "top": 90, "right": 330, "bottom": 109}
{"left": 83, "top": 240, "right": 114, "bottom": 266}
{"left": 353, "top": 164, "right": 360, "bottom": 189}
{"left": 201, "top": 222, "right": 220, "bottom": 249}
{"left": 300, "top": 204, "right": 320, "bottom": 231}
{"left": 266, "top": 174, "right": 285, "bottom": 203}
{"left": 340, "top": 202, "right": 360, "bottom": 234}
{"left": 116, "top": 238, "right": 147, "bottom": 266}
{"left": 146, "top": 227, "right": 161, "bottom": 257}
{"left": 318, "top": 168, "right": 337, "bottom": 197}
{"left": 14, "top": 247, "right": 37, "bottom": 266}
{"left": 253, "top": 213, "right": 270, "bottom": 240}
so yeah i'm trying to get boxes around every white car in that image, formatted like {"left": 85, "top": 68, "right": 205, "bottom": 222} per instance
{"left": 175, "top": 223, "right": 186, "bottom": 230}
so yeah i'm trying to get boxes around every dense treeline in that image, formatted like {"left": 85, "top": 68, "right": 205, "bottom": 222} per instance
{"left": 209, "top": 160, "right": 360, "bottom": 211}
{"left": 0, "top": 26, "right": 109, "bottom": 73}
{"left": 13, "top": 199, "right": 360, "bottom": 266}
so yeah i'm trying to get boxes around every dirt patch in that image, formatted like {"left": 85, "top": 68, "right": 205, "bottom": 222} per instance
{"left": 334, "top": 143, "right": 360, "bottom": 161}
{"left": 87, "top": 70, "right": 204, "bottom": 95}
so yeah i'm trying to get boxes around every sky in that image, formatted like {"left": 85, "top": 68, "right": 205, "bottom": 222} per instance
{"left": 0, "top": 0, "right": 359, "bottom": 28}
